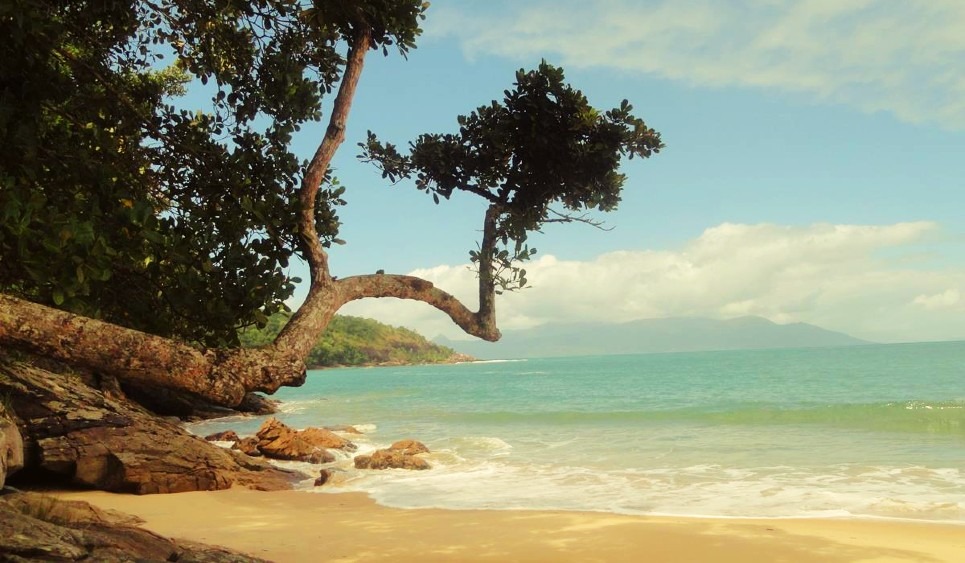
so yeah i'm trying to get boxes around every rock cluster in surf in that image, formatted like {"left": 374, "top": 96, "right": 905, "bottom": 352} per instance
{"left": 207, "top": 419, "right": 433, "bottom": 473}
{"left": 353, "top": 439, "right": 431, "bottom": 471}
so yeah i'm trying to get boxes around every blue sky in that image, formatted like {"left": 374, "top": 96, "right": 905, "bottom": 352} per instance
{"left": 280, "top": 0, "right": 965, "bottom": 343}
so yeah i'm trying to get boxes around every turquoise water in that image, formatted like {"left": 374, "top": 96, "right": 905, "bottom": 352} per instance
{"left": 191, "top": 341, "right": 965, "bottom": 521}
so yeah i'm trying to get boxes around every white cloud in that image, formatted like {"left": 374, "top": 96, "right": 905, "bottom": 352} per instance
{"left": 913, "top": 289, "right": 962, "bottom": 311}
{"left": 339, "top": 221, "right": 965, "bottom": 343}
{"left": 427, "top": 0, "right": 965, "bottom": 129}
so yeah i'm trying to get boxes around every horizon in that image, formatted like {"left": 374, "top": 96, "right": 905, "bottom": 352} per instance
{"left": 260, "top": 1, "right": 964, "bottom": 345}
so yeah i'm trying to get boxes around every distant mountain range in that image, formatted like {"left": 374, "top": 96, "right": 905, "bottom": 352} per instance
{"left": 436, "top": 316, "right": 869, "bottom": 360}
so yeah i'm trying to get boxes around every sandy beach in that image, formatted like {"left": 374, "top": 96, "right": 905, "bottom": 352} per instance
{"left": 56, "top": 488, "right": 964, "bottom": 562}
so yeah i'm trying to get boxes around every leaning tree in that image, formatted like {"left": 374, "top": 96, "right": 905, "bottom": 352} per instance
{"left": 0, "top": 0, "right": 662, "bottom": 406}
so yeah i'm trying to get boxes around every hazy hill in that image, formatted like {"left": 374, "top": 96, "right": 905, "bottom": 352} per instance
{"left": 241, "top": 314, "right": 468, "bottom": 368}
{"left": 437, "top": 316, "right": 869, "bottom": 360}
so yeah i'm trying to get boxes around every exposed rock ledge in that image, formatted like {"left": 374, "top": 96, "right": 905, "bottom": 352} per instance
{"left": 0, "top": 353, "right": 299, "bottom": 494}
{"left": 0, "top": 490, "right": 268, "bottom": 562}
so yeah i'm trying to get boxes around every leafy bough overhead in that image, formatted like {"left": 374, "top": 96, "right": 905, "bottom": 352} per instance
{"left": 360, "top": 60, "right": 663, "bottom": 294}
{"left": 0, "top": 1, "right": 662, "bottom": 407}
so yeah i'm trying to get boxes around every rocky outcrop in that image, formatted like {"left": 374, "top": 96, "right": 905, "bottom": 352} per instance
{"left": 232, "top": 437, "right": 262, "bottom": 456}
{"left": 354, "top": 439, "right": 431, "bottom": 470}
{"left": 388, "top": 439, "right": 430, "bottom": 455}
{"left": 299, "top": 426, "right": 357, "bottom": 451}
{"left": 1, "top": 402, "right": 24, "bottom": 488}
{"left": 205, "top": 430, "right": 240, "bottom": 443}
{"left": 0, "top": 355, "right": 298, "bottom": 494}
{"left": 253, "top": 418, "right": 355, "bottom": 463}
{"left": 120, "top": 379, "right": 279, "bottom": 421}
{"left": 0, "top": 491, "right": 269, "bottom": 562}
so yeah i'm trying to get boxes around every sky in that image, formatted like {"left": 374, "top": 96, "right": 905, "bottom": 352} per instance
{"left": 284, "top": 0, "right": 965, "bottom": 344}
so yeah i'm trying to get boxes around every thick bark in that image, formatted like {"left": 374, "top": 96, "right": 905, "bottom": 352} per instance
{"left": 477, "top": 204, "right": 500, "bottom": 331}
{"left": 337, "top": 274, "right": 499, "bottom": 341}
{"left": 0, "top": 294, "right": 304, "bottom": 406}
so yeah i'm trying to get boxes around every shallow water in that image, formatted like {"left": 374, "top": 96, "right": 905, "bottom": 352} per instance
{"left": 190, "top": 341, "right": 965, "bottom": 521}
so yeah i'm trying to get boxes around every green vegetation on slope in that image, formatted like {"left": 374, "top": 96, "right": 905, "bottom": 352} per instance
{"left": 240, "top": 314, "right": 466, "bottom": 368}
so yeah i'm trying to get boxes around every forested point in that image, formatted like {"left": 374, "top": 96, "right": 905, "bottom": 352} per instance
{"left": 240, "top": 314, "right": 469, "bottom": 368}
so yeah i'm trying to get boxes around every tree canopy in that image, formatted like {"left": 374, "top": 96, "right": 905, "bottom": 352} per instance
{"left": 0, "top": 0, "right": 661, "bottom": 406}
{"left": 0, "top": 0, "right": 426, "bottom": 345}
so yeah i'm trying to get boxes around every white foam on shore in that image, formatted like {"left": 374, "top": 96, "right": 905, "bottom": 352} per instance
{"left": 276, "top": 399, "right": 329, "bottom": 415}
{"left": 198, "top": 415, "right": 965, "bottom": 523}
{"left": 311, "top": 447, "right": 965, "bottom": 523}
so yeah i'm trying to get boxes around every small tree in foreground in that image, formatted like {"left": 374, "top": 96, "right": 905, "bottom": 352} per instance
{"left": 0, "top": 0, "right": 662, "bottom": 406}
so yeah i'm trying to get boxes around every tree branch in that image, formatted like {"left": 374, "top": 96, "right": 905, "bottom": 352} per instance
{"left": 544, "top": 207, "right": 613, "bottom": 230}
{"left": 335, "top": 274, "right": 500, "bottom": 341}
{"left": 296, "top": 27, "right": 372, "bottom": 284}
{"left": 477, "top": 204, "right": 499, "bottom": 326}
{"left": 273, "top": 27, "right": 372, "bottom": 359}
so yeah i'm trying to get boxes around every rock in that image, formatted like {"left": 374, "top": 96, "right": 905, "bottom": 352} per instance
{"left": 254, "top": 417, "right": 313, "bottom": 461}
{"left": 0, "top": 354, "right": 299, "bottom": 494}
{"left": 314, "top": 469, "right": 332, "bottom": 487}
{"left": 389, "top": 439, "right": 430, "bottom": 455}
{"left": 3, "top": 491, "right": 144, "bottom": 527}
{"left": 232, "top": 437, "right": 262, "bottom": 457}
{"left": 300, "top": 427, "right": 357, "bottom": 451}
{"left": 1, "top": 402, "right": 25, "bottom": 488}
{"left": 204, "top": 430, "right": 240, "bottom": 443}
{"left": 447, "top": 353, "right": 476, "bottom": 364}
{"left": 118, "top": 384, "right": 277, "bottom": 422}
{"left": 119, "top": 381, "right": 239, "bottom": 421}
{"left": 0, "top": 491, "right": 269, "bottom": 562}
{"left": 236, "top": 392, "right": 279, "bottom": 416}
{"left": 254, "top": 418, "right": 352, "bottom": 463}
{"left": 354, "top": 447, "right": 431, "bottom": 471}
{"left": 307, "top": 448, "right": 335, "bottom": 464}
{"left": 325, "top": 425, "right": 363, "bottom": 434}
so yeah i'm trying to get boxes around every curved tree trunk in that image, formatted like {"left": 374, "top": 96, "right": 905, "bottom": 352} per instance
{"left": 0, "top": 294, "right": 305, "bottom": 406}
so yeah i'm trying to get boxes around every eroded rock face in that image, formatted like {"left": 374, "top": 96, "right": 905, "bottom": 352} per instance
{"left": 0, "top": 356, "right": 298, "bottom": 494}
{"left": 253, "top": 418, "right": 354, "bottom": 463}
{"left": 1, "top": 403, "right": 25, "bottom": 488}
{"left": 354, "top": 439, "right": 431, "bottom": 470}
{"left": 0, "top": 491, "right": 269, "bottom": 562}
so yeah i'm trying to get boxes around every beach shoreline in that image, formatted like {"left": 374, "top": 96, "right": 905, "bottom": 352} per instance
{"left": 55, "top": 487, "right": 965, "bottom": 562}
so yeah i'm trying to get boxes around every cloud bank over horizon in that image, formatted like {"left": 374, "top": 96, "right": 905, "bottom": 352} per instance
{"left": 428, "top": 0, "right": 965, "bottom": 130}
{"left": 339, "top": 221, "right": 965, "bottom": 344}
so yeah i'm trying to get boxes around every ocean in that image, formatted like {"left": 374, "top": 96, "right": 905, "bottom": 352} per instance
{"left": 189, "top": 340, "right": 965, "bottom": 522}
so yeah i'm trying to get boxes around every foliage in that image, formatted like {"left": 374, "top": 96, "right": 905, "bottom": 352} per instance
{"left": 2, "top": 0, "right": 657, "bottom": 354}
{"left": 0, "top": 0, "right": 425, "bottom": 345}
{"left": 240, "top": 314, "right": 460, "bottom": 367}
{"left": 360, "top": 60, "right": 663, "bottom": 291}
